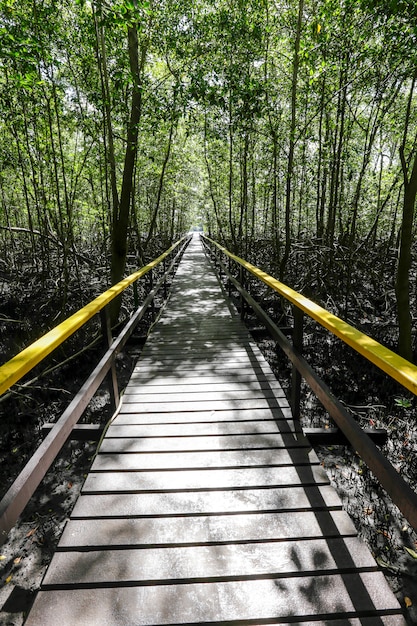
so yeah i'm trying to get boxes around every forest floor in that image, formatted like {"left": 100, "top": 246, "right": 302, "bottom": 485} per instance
{"left": 1, "top": 239, "right": 417, "bottom": 625}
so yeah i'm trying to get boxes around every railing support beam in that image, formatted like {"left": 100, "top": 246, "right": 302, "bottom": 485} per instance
{"left": 291, "top": 306, "right": 304, "bottom": 420}
{"left": 100, "top": 307, "right": 120, "bottom": 409}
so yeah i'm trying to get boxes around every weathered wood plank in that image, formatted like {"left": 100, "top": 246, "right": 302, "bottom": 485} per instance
{"left": 42, "top": 537, "right": 377, "bottom": 587}
{"left": 91, "top": 448, "right": 321, "bottom": 471}
{"left": 105, "top": 419, "right": 294, "bottom": 437}
{"left": 122, "top": 390, "right": 287, "bottom": 403}
{"left": 132, "top": 363, "right": 281, "bottom": 375}
{"left": 123, "top": 380, "right": 284, "bottom": 394}
{"left": 25, "top": 575, "right": 406, "bottom": 626}
{"left": 98, "top": 433, "right": 309, "bottom": 453}
{"left": 71, "top": 485, "right": 344, "bottom": 518}
{"left": 133, "top": 354, "right": 277, "bottom": 372}
{"left": 82, "top": 465, "right": 330, "bottom": 493}
{"left": 57, "top": 510, "right": 359, "bottom": 548}
{"left": 119, "top": 399, "right": 290, "bottom": 413}
{"left": 128, "top": 372, "right": 280, "bottom": 385}
{"left": 114, "top": 407, "right": 294, "bottom": 423}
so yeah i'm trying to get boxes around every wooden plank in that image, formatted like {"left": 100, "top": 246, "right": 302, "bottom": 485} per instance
{"left": 118, "top": 399, "right": 290, "bottom": 413}
{"left": 122, "top": 390, "right": 287, "bottom": 403}
{"left": 25, "top": 575, "right": 406, "bottom": 626}
{"left": 123, "top": 380, "right": 284, "bottom": 394}
{"left": 42, "top": 537, "right": 378, "bottom": 587}
{"left": 133, "top": 361, "right": 279, "bottom": 372}
{"left": 141, "top": 343, "right": 258, "bottom": 352}
{"left": 128, "top": 372, "right": 280, "bottom": 385}
{"left": 147, "top": 332, "right": 250, "bottom": 341}
{"left": 70, "top": 485, "right": 344, "bottom": 518}
{"left": 135, "top": 349, "right": 274, "bottom": 365}
{"left": 98, "top": 433, "right": 309, "bottom": 453}
{"left": 105, "top": 420, "right": 294, "bottom": 437}
{"left": 133, "top": 363, "right": 278, "bottom": 375}
{"left": 114, "top": 407, "right": 295, "bottom": 424}
{"left": 90, "top": 448, "right": 321, "bottom": 471}
{"left": 82, "top": 465, "right": 330, "bottom": 493}
{"left": 57, "top": 510, "right": 359, "bottom": 548}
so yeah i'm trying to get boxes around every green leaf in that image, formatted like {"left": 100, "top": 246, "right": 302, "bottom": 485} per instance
{"left": 376, "top": 557, "right": 399, "bottom": 573}
{"left": 394, "top": 397, "right": 412, "bottom": 408}
{"left": 404, "top": 547, "right": 417, "bottom": 559}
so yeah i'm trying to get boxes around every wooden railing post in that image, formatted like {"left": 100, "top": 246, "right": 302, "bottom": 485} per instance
{"left": 239, "top": 266, "right": 245, "bottom": 320}
{"left": 148, "top": 268, "right": 155, "bottom": 320}
{"left": 217, "top": 249, "right": 223, "bottom": 282}
{"left": 100, "top": 307, "right": 119, "bottom": 409}
{"left": 291, "top": 306, "right": 304, "bottom": 420}
{"left": 163, "top": 257, "right": 168, "bottom": 299}
{"left": 133, "top": 282, "right": 139, "bottom": 309}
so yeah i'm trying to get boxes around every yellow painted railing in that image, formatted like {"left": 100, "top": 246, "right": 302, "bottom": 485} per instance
{"left": 204, "top": 236, "right": 417, "bottom": 396}
{"left": 0, "top": 238, "right": 186, "bottom": 396}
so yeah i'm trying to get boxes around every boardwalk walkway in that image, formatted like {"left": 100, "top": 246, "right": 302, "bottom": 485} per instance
{"left": 25, "top": 235, "right": 405, "bottom": 625}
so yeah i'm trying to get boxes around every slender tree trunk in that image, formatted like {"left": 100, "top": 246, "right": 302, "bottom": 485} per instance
{"left": 326, "top": 66, "right": 347, "bottom": 247}
{"left": 395, "top": 72, "right": 417, "bottom": 361}
{"left": 396, "top": 152, "right": 417, "bottom": 361}
{"left": 144, "top": 111, "right": 176, "bottom": 249}
{"left": 228, "top": 90, "right": 236, "bottom": 249}
{"left": 271, "top": 133, "right": 279, "bottom": 257}
{"left": 238, "top": 133, "right": 249, "bottom": 242}
{"left": 110, "top": 23, "right": 149, "bottom": 322}
{"left": 93, "top": 2, "right": 119, "bottom": 219}
{"left": 315, "top": 78, "right": 326, "bottom": 240}
{"left": 251, "top": 156, "right": 256, "bottom": 240}
{"left": 279, "top": 0, "right": 303, "bottom": 280}
{"left": 204, "top": 115, "right": 226, "bottom": 240}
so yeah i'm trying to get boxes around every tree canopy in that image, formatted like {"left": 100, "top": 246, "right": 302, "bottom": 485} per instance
{"left": 1, "top": 0, "right": 417, "bottom": 356}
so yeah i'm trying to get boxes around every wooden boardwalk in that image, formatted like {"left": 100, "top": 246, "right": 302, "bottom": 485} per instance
{"left": 25, "top": 235, "right": 406, "bottom": 625}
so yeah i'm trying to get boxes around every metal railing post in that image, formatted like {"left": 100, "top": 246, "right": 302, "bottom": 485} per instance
{"left": 291, "top": 306, "right": 304, "bottom": 420}
{"left": 100, "top": 306, "right": 119, "bottom": 409}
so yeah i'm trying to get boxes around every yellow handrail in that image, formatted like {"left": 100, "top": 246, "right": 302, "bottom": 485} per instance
{"left": 0, "top": 238, "right": 186, "bottom": 396}
{"left": 204, "top": 236, "right": 417, "bottom": 396}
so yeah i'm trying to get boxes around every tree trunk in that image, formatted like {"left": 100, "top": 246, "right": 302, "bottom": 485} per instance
{"left": 396, "top": 72, "right": 417, "bottom": 361}
{"left": 396, "top": 150, "right": 417, "bottom": 361}
{"left": 279, "top": 0, "right": 303, "bottom": 280}
{"left": 109, "top": 23, "right": 149, "bottom": 323}
{"left": 326, "top": 66, "right": 347, "bottom": 248}
{"left": 144, "top": 102, "right": 177, "bottom": 250}
{"left": 93, "top": 3, "right": 119, "bottom": 220}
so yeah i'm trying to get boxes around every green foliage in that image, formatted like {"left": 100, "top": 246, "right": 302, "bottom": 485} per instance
{"left": 394, "top": 397, "right": 413, "bottom": 409}
{"left": 0, "top": 0, "right": 416, "bottom": 329}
